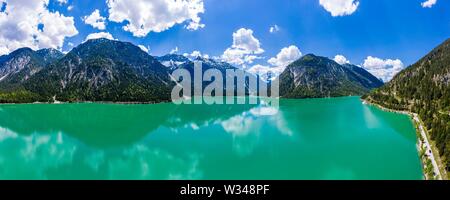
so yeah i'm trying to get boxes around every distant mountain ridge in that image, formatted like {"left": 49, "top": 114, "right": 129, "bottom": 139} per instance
{"left": 156, "top": 54, "right": 237, "bottom": 73}
{"left": 156, "top": 54, "right": 191, "bottom": 70}
{"left": 278, "top": 54, "right": 383, "bottom": 98}
{"left": 162, "top": 55, "right": 259, "bottom": 96}
{"left": 0, "top": 39, "right": 384, "bottom": 103}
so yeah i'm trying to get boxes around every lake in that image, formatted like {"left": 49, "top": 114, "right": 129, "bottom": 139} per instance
{"left": 0, "top": 97, "right": 422, "bottom": 180}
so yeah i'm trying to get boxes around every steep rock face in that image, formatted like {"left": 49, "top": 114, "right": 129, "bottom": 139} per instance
{"left": 11, "top": 39, "right": 172, "bottom": 102}
{"left": 279, "top": 54, "right": 383, "bottom": 98}
{"left": 0, "top": 48, "right": 35, "bottom": 81}
{"left": 0, "top": 48, "right": 64, "bottom": 90}
{"left": 364, "top": 39, "right": 450, "bottom": 172}
{"left": 29, "top": 39, "right": 171, "bottom": 102}
{"left": 35, "top": 48, "right": 65, "bottom": 65}
{"left": 342, "top": 64, "right": 384, "bottom": 89}
{"left": 68, "top": 38, "right": 169, "bottom": 81}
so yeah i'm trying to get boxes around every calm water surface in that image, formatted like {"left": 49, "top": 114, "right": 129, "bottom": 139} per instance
{"left": 0, "top": 97, "right": 422, "bottom": 180}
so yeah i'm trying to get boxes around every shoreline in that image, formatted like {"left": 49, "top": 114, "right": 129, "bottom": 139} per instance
{"left": 362, "top": 98, "right": 446, "bottom": 180}
{"left": 0, "top": 100, "right": 172, "bottom": 105}
{"left": 0, "top": 95, "right": 359, "bottom": 105}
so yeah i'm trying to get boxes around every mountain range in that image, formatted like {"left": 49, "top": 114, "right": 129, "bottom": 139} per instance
{"left": 156, "top": 54, "right": 191, "bottom": 70}
{"left": 0, "top": 48, "right": 64, "bottom": 91}
{"left": 278, "top": 54, "right": 383, "bottom": 98}
{"left": 0, "top": 39, "right": 173, "bottom": 103}
{"left": 0, "top": 38, "right": 383, "bottom": 103}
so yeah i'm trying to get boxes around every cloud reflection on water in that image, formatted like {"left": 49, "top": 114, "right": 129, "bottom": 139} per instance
{"left": 0, "top": 129, "right": 202, "bottom": 180}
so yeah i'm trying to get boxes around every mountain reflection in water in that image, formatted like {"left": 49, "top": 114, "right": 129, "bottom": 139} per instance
{"left": 0, "top": 97, "right": 422, "bottom": 180}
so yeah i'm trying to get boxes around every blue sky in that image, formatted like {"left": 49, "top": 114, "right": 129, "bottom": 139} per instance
{"left": 0, "top": 0, "right": 449, "bottom": 81}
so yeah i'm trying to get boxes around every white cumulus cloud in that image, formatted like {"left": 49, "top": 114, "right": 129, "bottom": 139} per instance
{"left": 0, "top": 0, "right": 78, "bottom": 55}
{"left": 421, "top": 0, "right": 437, "bottom": 8}
{"left": 268, "top": 45, "right": 302, "bottom": 67}
{"left": 362, "top": 56, "right": 404, "bottom": 82}
{"left": 247, "top": 64, "right": 285, "bottom": 81}
{"left": 83, "top": 9, "right": 106, "bottom": 30}
{"left": 221, "top": 28, "right": 264, "bottom": 66}
{"left": 231, "top": 28, "right": 264, "bottom": 54}
{"left": 319, "top": 0, "right": 359, "bottom": 17}
{"left": 248, "top": 45, "right": 302, "bottom": 81}
{"left": 84, "top": 32, "right": 115, "bottom": 41}
{"left": 106, "top": 0, "right": 205, "bottom": 37}
{"left": 334, "top": 54, "right": 350, "bottom": 65}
